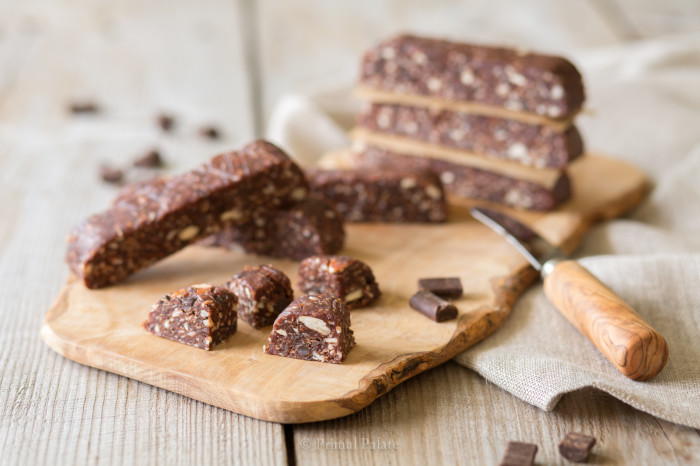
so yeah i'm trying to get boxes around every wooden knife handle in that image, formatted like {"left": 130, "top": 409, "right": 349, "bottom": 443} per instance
{"left": 543, "top": 260, "right": 668, "bottom": 380}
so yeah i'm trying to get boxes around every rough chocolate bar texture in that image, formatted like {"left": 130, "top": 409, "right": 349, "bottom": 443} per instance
{"left": 201, "top": 197, "right": 345, "bottom": 260}
{"left": 227, "top": 265, "right": 294, "bottom": 329}
{"left": 358, "top": 103, "right": 583, "bottom": 168}
{"left": 305, "top": 168, "right": 447, "bottom": 223}
{"left": 418, "top": 277, "right": 463, "bottom": 299}
{"left": 66, "top": 140, "right": 308, "bottom": 289}
{"left": 360, "top": 34, "right": 585, "bottom": 119}
{"left": 409, "top": 290, "right": 458, "bottom": 322}
{"left": 558, "top": 432, "right": 596, "bottom": 462}
{"left": 500, "top": 441, "right": 538, "bottom": 466}
{"left": 298, "top": 255, "right": 381, "bottom": 309}
{"left": 356, "top": 145, "right": 570, "bottom": 211}
{"left": 143, "top": 284, "right": 238, "bottom": 350}
{"left": 265, "top": 294, "right": 355, "bottom": 364}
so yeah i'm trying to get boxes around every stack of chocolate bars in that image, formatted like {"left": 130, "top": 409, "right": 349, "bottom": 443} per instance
{"left": 351, "top": 34, "right": 585, "bottom": 211}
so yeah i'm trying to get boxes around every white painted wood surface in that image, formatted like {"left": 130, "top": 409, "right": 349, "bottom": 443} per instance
{"left": 1, "top": 1, "right": 699, "bottom": 465}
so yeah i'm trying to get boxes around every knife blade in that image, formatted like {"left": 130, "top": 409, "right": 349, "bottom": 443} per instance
{"left": 470, "top": 207, "right": 668, "bottom": 381}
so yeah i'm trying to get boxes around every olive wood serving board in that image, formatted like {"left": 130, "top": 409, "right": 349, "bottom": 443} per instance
{"left": 41, "top": 154, "right": 646, "bottom": 423}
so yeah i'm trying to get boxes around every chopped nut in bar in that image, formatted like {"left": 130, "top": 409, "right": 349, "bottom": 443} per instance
{"left": 305, "top": 168, "right": 447, "bottom": 223}
{"left": 264, "top": 294, "right": 355, "bottom": 364}
{"left": 226, "top": 265, "right": 294, "bottom": 329}
{"left": 143, "top": 284, "right": 238, "bottom": 350}
{"left": 298, "top": 255, "right": 380, "bottom": 310}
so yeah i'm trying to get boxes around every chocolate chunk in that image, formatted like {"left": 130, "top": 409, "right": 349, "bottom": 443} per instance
{"left": 143, "top": 284, "right": 238, "bottom": 350}
{"left": 157, "top": 113, "right": 175, "bottom": 132}
{"left": 500, "top": 441, "right": 538, "bottom": 466}
{"left": 201, "top": 197, "right": 345, "bottom": 261}
{"left": 133, "top": 149, "right": 163, "bottom": 168}
{"left": 69, "top": 101, "right": 100, "bottom": 114}
{"left": 298, "top": 255, "right": 381, "bottom": 309}
{"left": 99, "top": 165, "right": 123, "bottom": 184}
{"left": 558, "top": 432, "right": 596, "bottom": 463}
{"left": 409, "top": 290, "right": 457, "bottom": 322}
{"left": 66, "top": 140, "right": 309, "bottom": 289}
{"left": 199, "top": 125, "right": 220, "bottom": 140}
{"left": 418, "top": 277, "right": 463, "bottom": 299}
{"left": 264, "top": 294, "right": 355, "bottom": 363}
{"left": 227, "top": 265, "right": 294, "bottom": 329}
{"left": 305, "top": 168, "right": 447, "bottom": 223}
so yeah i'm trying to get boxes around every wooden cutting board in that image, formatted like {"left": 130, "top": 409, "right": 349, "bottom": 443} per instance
{"left": 41, "top": 154, "right": 646, "bottom": 423}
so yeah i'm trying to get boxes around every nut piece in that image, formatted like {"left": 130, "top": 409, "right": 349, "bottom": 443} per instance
{"left": 298, "top": 316, "right": 331, "bottom": 336}
{"left": 178, "top": 225, "right": 200, "bottom": 241}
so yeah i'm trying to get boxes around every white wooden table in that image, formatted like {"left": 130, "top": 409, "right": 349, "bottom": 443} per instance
{"left": 1, "top": 1, "right": 699, "bottom": 464}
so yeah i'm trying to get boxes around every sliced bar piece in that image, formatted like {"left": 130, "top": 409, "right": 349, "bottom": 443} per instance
{"left": 305, "top": 168, "right": 447, "bottom": 223}
{"left": 418, "top": 277, "right": 463, "bottom": 299}
{"left": 357, "top": 103, "right": 583, "bottom": 169}
{"left": 355, "top": 144, "right": 570, "bottom": 211}
{"left": 409, "top": 290, "right": 458, "bottom": 322}
{"left": 298, "top": 255, "right": 381, "bottom": 309}
{"left": 201, "top": 197, "right": 345, "bottom": 260}
{"left": 66, "top": 140, "right": 308, "bottom": 289}
{"left": 143, "top": 284, "right": 238, "bottom": 350}
{"left": 264, "top": 294, "right": 355, "bottom": 364}
{"left": 359, "top": 34, "right": 585, "bottom": 123}
{"left": 226, "top": 265, "right": 294, "bottom": 329}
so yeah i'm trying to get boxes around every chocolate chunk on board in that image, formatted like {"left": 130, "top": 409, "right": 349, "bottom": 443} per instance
{"left": 356, "top": 145, "right": 570, "bottom": 211}
{"left": 265, "top": 294, "right": 355, "bottom": 364}
{"left": 359, "top": 34, "right": 585, "bottom": 120}
{"left": 66, "top": 140, "right": 309, "bottom": 289}
{"left": 418, "top": 277, "right": 463, "bottom": 299}
{"left": 357, "top": 103, "right": 583, "bottom": 169}
{"left": 298, "top": 255, "right": 380, "bottom": 309}
{"left": 201, "top": 197, "right": 345, "bottom": 261}
{"left": 143, "top": 284, "right": 238, "bottom": 350}
{"left": 559, "top": 432, "right": 596, "bottom": 463}
{"left": 409, "top": 290, "right": 458, "bottom": 322}
{"left": 500, "top": 441, "right": 538, "bottom": 466}
{"left": 227, "top": 265, "right": 294, "bottom": 329}
{"left": 306, "top": 168, "right": 447, "bottom": 223}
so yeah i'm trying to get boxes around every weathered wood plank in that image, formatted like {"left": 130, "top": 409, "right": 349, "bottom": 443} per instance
{"left": 0, "top": 1, "right": 285, "bottom": 465}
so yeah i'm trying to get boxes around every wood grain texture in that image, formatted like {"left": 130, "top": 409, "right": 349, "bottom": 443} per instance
{"left": 41, "top": 154, "right": 647, "bottom": 423}
{"left": 544, "top": 260, "right": 669, "bottom": 380}
{"left": 292, "top": 361, "right": 700, "bottom": 465}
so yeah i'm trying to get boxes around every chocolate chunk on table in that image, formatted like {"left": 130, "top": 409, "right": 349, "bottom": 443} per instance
{"left": 409, "top": 290, "right": 458, "bottom": 322}
{"left": 306, "top": 167, "right": 447, "bottom": 223}
{"left": 418, "top": 277, "right": 463, "bottom": 299}
{"left": 298, "top": 255, "right": 381, "bottom": 309}
{"left": 499, "top": 441, "right": 538, "bottom": 466}
{"left": 201, "top": 197, "right": 345, "bottom": 260}
{"left": 357, "top": 102, "right": 583, "bottom": 169}
{"left": 356, "top": 145, "right": 570, "bottom": 211}
{"left": 133, "top": 149, "right": 163, "bottom": 168}
{"left": 69, "top": 101, "right": 100, "bottom": 114}
{"left": 265, "top": 294, "right": 355, "bottom": 364}
{"left": 227, "top": 265, "right": 294, "bottom": 329}
{"left": 157, "top": 113, "right": 175, "bottom": 132}
{"left": 143, "top": 284, "right": 238, "bottom": 350}
{"left": 99, "top": 165, "right": 124, "bottom": 184}
{"left": 66, "top": 140, "right": 308, "bottom": 289}
{"left": 360, "top": 34, "right": 585, "bottom": 120}
{"left": 559, "top": 432, "right": 596, "bottom": 463}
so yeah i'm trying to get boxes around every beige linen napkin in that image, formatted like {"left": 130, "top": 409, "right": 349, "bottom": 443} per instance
{"left": 266, "top": 33, "right": 700, "bottom": 429}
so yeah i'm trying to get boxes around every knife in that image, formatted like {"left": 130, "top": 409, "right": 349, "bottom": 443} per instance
{"left": 470, "top": 207, "right": 668, "bottom": 381}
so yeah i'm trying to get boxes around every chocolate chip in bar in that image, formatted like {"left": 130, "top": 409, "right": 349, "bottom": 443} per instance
{"left": 558, "top": 432, "right": 596, "bottom": 463}
{"left": 99, "top": 165, "right": 124, "bottom": 184}
{"left": 409, "top": 290, "right": 457, "bottom": 322}
{"left": 143, "top": 284, "right": 238, "bottom": 350}
{"left": 499, "top": 441, "right": 538, "bottom": 466}
{"left": 157, "top": 113, "right": 175, "bottom": 132}
{"left": 199, "top": 125, "right": 221, "bottom": 140}
{"left": 298, "top": 255, "right": 381, "bottom": 309}
{"left": 227, "top": 265, "right": 294, "bottom": 329}
{"left": 69, "top": 101, "right": 100, "bottom": 114}
{"left": 418, "top": 277, "right": 463, "bottom": 299}
{"left": 133, "top": 149, "right": 163, "bottom": 168}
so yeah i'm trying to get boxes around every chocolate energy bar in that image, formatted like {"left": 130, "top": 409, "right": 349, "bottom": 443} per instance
{"left": 356, "top": 144, "right": 570, "bottom": 211}
{"left": 66, "top": 140, "right": 308, "bottom": 289}
{"left": 359, "top": 34, "right": 585, "bottom": 122}
{"left": 305, "top": 168, "right": 447, "bottom": 223}
{"left": 226, "top": 265, "right": 294, "bottom": 329}
{"left": 357, "top": 103, "right": 583, "bottom": 169}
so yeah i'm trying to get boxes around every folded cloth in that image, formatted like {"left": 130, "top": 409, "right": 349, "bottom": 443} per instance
{"left": 266, "top": 33, "right": 700, "bottom": 429}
